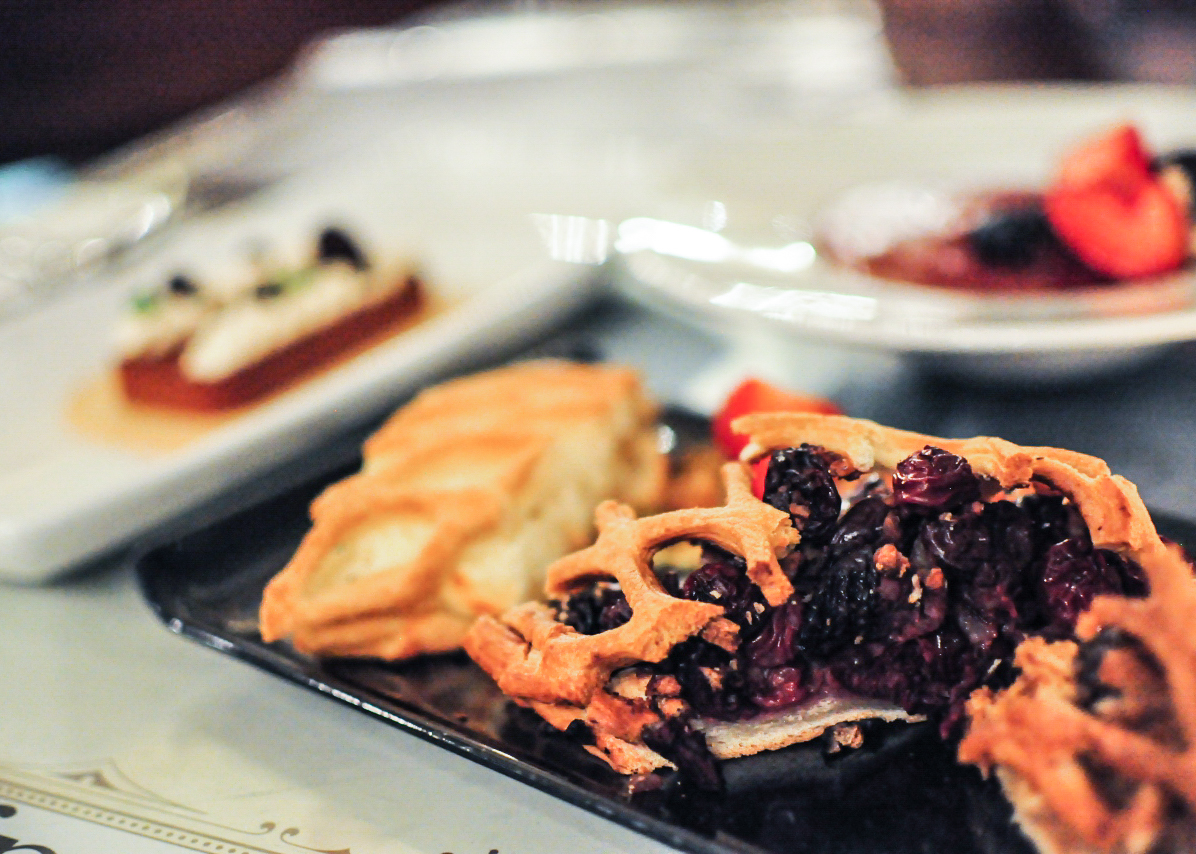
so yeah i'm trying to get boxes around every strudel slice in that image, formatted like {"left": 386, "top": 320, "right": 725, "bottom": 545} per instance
{"left": 258, "top": 360, "right": 667, "bottom": 660}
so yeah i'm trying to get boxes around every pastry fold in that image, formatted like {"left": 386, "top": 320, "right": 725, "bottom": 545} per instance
{"left": 259, "top": 360, "right": 667, "bottom": 660}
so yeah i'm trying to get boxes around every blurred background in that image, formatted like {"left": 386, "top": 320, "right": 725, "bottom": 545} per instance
{"left": 3, "top": 0, "right": 1196, "bottom": 167}
{"left": 6, "top": 0, "right": 1196, "bottom": 578}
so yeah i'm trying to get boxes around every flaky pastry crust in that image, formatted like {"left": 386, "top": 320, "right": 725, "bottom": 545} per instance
{"left": 959, "top": 541, "right": 1196, "bottom": 854}
{"left": 259, "top": 360, "right": 667, "bottom": 660}
{"left": 464, "top": 463, "right": 799, "bottom": 773}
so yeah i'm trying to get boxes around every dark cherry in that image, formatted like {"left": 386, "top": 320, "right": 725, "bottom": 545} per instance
{"left": 797, "top": 546, "right": 880, "bottom": 657}
{"left": 666, "top": 638, "right": 750, "bottom": 721}
{"left": 555, "top": 584, "right": 632, "bottom": 635}
{"left": 913, "top": 512, "right": 989, "bottom": 581}
{"left": 966, "top": 204, "right": 1054, "bottom": 268}
{"left": 641, "top": 717, "right": 723, "bottom": 791}
{"left": 760, "top": 445, "right": 842, "bottom": 545}
{"left": 827, "top": 495, "right": 890, "bottom": 554}
{"left": 744, "top": 603, "right": 803, "bottom": 668}
{"left": 1020, "top": 493, "right": 1087, "bottom": 552}
{"left": 1039, "top": 538, "right": 1127, "bottom": 635}
{"left": 747, "top": 665, "right": 809, "bottom": 709}
{"left": 317, "top": 227, "right": 369, "bottom": 271}
{"left": 892, "top": 447, "right": 981, "bottom": 511}
{"left": 913, "top": 501, "right": 1031, "bottom": 589}
{"left": 680, "top": 546, "right": 766, "bottom": 629}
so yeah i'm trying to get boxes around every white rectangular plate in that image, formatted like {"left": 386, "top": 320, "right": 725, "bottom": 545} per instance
{"left": 0, "top": 145, "right": 602, "bottom": 583}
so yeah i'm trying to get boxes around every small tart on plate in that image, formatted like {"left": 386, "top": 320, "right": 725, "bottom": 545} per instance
{"left": 258, "top": 360, "right": 668, "bottom": 661}
{"left": 116, "top": 227, "right": 423, "bottom": 410}
{"left": 465, "top": 413, "right": 1156, "bottom": 790}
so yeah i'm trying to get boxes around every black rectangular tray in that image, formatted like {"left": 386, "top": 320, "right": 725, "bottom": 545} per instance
{"left": 135, "top": 412, "right": 1196, "bottom": 854}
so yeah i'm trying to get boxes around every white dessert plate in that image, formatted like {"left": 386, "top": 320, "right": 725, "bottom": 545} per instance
{"left": 0, "top": 145, "right": 609, "bottom": 583}
{"left": 610, "top": 84, "right": 1196, "bottom": 382}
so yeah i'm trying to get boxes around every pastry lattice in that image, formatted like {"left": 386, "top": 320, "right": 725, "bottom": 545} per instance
{"left": 464, "top": 463, "right": 798, "bottom": 772}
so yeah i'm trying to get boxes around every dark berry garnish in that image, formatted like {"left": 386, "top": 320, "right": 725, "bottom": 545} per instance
{"left": 168, "top": 274, "right": 198, "bottom": 296}
{"left": 760, "top": 445, "right": 842, "bottom": 545}
{"left": 966, "top": 204, "right": 1054, "bottom": 268}
{"left": 892, "top": 447, "right": 981, "bottom": 510}
{"left": 317, "top": 227, "right": 369, "bottom": 271}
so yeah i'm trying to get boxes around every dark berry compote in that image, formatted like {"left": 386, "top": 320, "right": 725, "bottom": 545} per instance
{"left": 552, "top": 444, "right": 1147, "bottom": 785}
{"left": 826, "top": 124, "right": 1196, "bottom": 293}
{"left": 856, "top": 192, "right": 1112, "bottom": 293}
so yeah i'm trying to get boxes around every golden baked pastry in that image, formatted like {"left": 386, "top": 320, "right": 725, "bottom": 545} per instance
{"left": 465, "top": 412, "right": 1158, "bottom": 789}
{"left": 259, "top": 360, "right": 667, "bottom": 660}
{"left": 959, "top": 549, "right": 1196, "bottom": 853}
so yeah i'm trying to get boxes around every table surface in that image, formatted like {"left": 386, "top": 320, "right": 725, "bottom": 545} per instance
{"left": 4, "top": 295, "right": 1196, "bottom": 854}
{"left": 6, "top": 5, "right": 1196, "bottom": 851}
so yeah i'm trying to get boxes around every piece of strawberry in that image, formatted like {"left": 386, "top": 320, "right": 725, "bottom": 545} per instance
{"left": 750, "top": 456, "right": 771, "bottom": 500}
{"left": 1052, "top": 123, "right": 1151, "bottom": 195}
{"left": 711, "top": 377, "right": 841, "bottom": 460}
{"left": 1044, "top": 124, "right": 1188, "bottom": 278}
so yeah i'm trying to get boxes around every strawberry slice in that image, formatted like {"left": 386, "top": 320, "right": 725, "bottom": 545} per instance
{"left": 1044, "top": 124, "right": 1188, "bottom": 278}
{"left": 1053, "top": 123, "right": 1151, "bottom": 194}
{"left": 750, "top": 456, "right": 771, "bottom": 500}
{"left": 711, "top": 377, "right": 841, "bottom": 460}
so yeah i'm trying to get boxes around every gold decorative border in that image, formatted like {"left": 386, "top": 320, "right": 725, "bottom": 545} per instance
{"left": 0, "top": 760, "right": 349, "bottom": 854}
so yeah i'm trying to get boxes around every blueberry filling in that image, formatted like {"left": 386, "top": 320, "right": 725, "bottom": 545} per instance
{"left": 553, "top": 580, "right": 634, "bottom": 635}
{"left": 553, "top": 444, "right": 1149, "bottom": 781}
